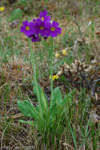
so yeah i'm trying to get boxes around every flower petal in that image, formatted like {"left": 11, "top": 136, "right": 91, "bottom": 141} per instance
{"left": 20, "top": 26, "right": 25, "bottom": 32}
{"left": 43, "top": 10, "right": 48, "bottom": 16}
{"left": 51, "top": 31, "right": 57, "bottom": 37}
{"left": 56, "top": 27, "right": 61, "bottom": 34}
{"left": 39, "top": 11, "right": 43, "bottom": 18}
{"left": 52, "top": 21, "right": 59, "bottom": 27}
{"left": 23, "top": 20, "right": 28, "bottom": 26}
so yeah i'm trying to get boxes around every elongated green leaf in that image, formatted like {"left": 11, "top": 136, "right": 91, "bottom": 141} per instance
{"left": 58, "top": 102, "right": 68, "bottom": 116}
{"left": 17, "top": 0, "right": 27, "bottom": 5}
{"left": 36, "top": 105, "right": 40, "bottom": 112}
{"left": 33, "top": 83, "right": 48, "bottom": 115}
{"left": 58, "top": 90, "right": 76, "bottom": 116}
{"left": 61, "top": 89, "right": 76, "bottom": 106}
{"left": 66, "top": 114, "right": 77, "bottom": 149}
{"left": 19, "top": 120, "right": 37, "bottom": 127}
{"left": 49, "top": 103, "right": 58, "bottom": 127}
{"left": 50, "top": 87, "right": 62, "bottom": 107}
{"left": 49, "top": 103, "right": 58, "bottom": 119}
{"left": 33, "top": 82, "right": 40, "bottom": 97}
{"left": 8, "top": 8, "right": 22, "bottom": 22}
{"left": 17, "top": 100, "right": 39, "bottom": 121}
{"left": 0, "top": 18, "right": 1, "bottom": 26}
{"left": 41, "top": 91, "right": 48, "bottom": 113}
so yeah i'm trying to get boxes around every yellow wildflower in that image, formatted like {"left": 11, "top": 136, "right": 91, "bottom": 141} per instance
{"left": 62, "top": 49, "right": 67, "bottom": 55}
{"left": 49, "top": 75, "right": 58, "bottom": 81}
{"left": 55, "top": 52, "right": 60, "bottom": 58}
{"left": 54, "top": 75, "right": 58, "bottom": 80}
{"left": 0, "top": 7, "right": 5, "bottom": 11}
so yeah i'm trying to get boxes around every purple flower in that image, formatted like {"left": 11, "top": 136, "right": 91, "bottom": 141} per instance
{"left": 20, "top": 11, "right": 62, "bottom": 42}
{"left": 34, "top": 20, "right": 50, "bottom": 37}
{"left": 33, "top": 18, "right": 40, "bottom": 24}
{"left": 39, "top": 10, "right": 51, "bottom": 22}
{"left": 49, "top": 21, "right": 62, "bottom": 37}
{"left": 28, "top": 34, "right": 41, "bottom": 42}
{"left": 20, "top": 20, "right": 35, "bottom": 36}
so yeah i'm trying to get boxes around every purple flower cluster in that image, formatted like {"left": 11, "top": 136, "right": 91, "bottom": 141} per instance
{"left": 20, "top": 10, "right": 62, "bottom": 42}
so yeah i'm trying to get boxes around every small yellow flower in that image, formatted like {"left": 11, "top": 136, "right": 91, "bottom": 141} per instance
{"left": 55, "top": 52, "right": 60, "bottom": 58}
{"left": 62, "top": 49, "right": 67, "bottom": 55}
{"left": 0, "top": 7, "right": 5, "bottom": 11}
{"left": 49, "top": 75, "right": 58, "bottom": 81}
{"left": 54, "top": 75, "right": 58, "bottom": 80}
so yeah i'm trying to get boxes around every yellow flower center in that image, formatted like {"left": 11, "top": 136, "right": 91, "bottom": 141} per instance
{"left": 0, "top": 7, "right": 5, "bottom": 11}
{"left": 51, "top": 27, "right": 55, "bottom": 31}
{"left": 42, "top": 17, "right": 44, "bottom": 21}
{"left": 40, "top": 26, "right": 44, "bottom": 30}
{"left": 26, "top": 26, "right": 30, "bottom": 30}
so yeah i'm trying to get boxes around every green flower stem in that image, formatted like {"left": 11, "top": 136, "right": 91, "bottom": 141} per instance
{"left": 50, "top": 38, "right": 54, "bottom": 100}
{"left": 28, "top": 38, "right": 40, "bottom": 103}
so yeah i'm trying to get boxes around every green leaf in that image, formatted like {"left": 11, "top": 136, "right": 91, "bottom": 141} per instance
{"left": 8, "top": 8, "right": 22, "bottom": 22}
{"left": 0, "top": 18, "right": 1, "bottom": 26}
{"left": 58, "top": 89, "right": 76, "bottom": 115}
{"left": 49, "top": 103, "right": 58, "bottom": 119}
{"left": 17, "top": 0, "right": 27, "bottom": 5}
{"left": 35, "top": 105, "right": 40, "bottom": 112}
{"left": 19, "top": 120, "right": 37, "bottom": 127}
{"left": 33, "top": 82, "right": 41, "bottom": 98}
{"left": 41, "top": 91, "right": 48, "bottom": 113}
{"left": 66, "top": 114, "right": 77, "bottom": 150}
{"left": 50, "top": 87, "right": 62, "bottom": 107}
{"left": 61, "top": 89, "right": 76, "bottom": 106}
{"left": 17, "top": 100, "right": 39, "bottom": 121}
{"left": 33, "top": 83, "right": 48, "bottom": 115}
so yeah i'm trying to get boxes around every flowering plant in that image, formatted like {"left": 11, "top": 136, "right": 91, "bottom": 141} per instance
{"left": 20, "top": 10, "right": 61, "bottom": 42}
{"left": 18, "top": 10, "right": 75, "bottom": 146}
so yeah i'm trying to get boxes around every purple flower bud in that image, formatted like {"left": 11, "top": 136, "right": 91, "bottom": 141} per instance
{"left": 28, "top": 34, "right": 41, "bottom": 42}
